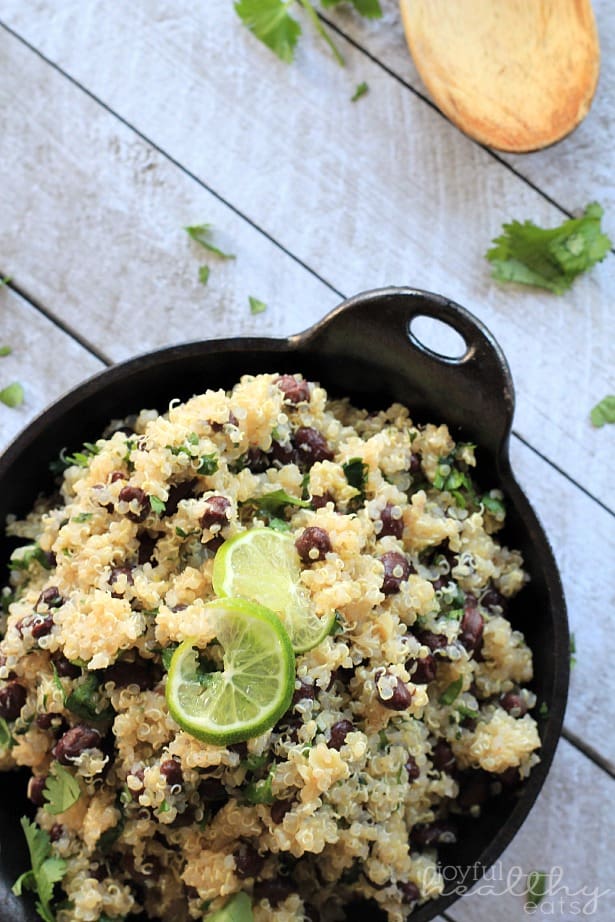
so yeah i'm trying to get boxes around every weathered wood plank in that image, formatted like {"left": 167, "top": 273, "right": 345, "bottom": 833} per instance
{"left": 0, "top": 6, "right": 613, "bottom": 507}
{"left": 509, "top": 437, "right": 615, "bottom": 767}
{"left": 0, "top": 289, "right": 103, "bottom": 448}
{"left": 446, "top": 739, "right": 615, "bottom": 922}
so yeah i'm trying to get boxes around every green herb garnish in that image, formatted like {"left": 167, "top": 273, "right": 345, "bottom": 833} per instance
{"left": 342, "top": 457, "right": 368, "bottom": 496}
{"left": 244, "top": 770, "right": 275, "bottom": 805}
{"left": 43, "top": 763, "right": 81, "bottom": 816}
{"left": 486, "top": 203, "right": 611, "bottom": 294}
{"left": 351, "top": 81, "right": 369, "bottom": 102}
{"left": 198, "top": 265, "right": 210, "bottom": 285}
{"left": 590, "top": 395, "right": 615, "bottom": 428}
{"left": 9, "top": 544, "right": 53, "bottom": 572}
{"left": 245, "top": 489, "right": 310, "bottom": 515}
{"left": 161, "top": 645, "right": 179, "bottom": 672}
{"left": 0, "top": 345, "right": 12, "bottom": 357}
{"left": 525, "top": 870, "right": 548, "bottom": 909}
{"left": 66, "top": 673, "right": 112, "bottom": 723}
{"left": 12, "top": 817, "right": 67, "bottom": 922}
{"left": 569, "top": 632, "right": 577, "bottom": 669}
{"left": 72, "top": 513, "right": 93, "bottom": 524}
{"left": 150, "top": 496, "right": 166, "bottom": 515}
{"left": 539, "top": 701, "right": 549, "bottom": 718}
{"left": 0, "top": 716, "right": 12, "bottom": 751}
{"left": 0, "top": 381, "right": 24, "bottom": 408}
{"left": 185, "top": 224, "right": 235, "bottom": 260}
{"left": 197, "top": 453, "right": 219, "bottom": 476}
{"left": 96, "top": 818, "right": 124, "bottom": 855}
{"left": 248, "top": 296, "right": 267, "bottom": 315}
{"left": 439, "top": 677, "right": 463, "bottom": 706}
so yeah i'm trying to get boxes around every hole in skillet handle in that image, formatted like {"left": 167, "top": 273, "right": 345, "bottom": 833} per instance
{"left": 408, "top": 314, "right": 469, "bottom": 362}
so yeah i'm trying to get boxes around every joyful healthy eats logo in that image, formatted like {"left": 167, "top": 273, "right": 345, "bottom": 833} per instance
{"left": 424, "top": 862, "right": 613, "bottom": 915}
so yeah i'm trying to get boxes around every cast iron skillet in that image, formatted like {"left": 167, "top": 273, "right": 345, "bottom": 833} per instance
{"left": 0, "top": 288, "right": 568, "bottom": 922}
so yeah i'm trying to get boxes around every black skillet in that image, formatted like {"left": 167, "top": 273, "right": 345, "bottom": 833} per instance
{"left": 0, "top": 287, "right": 569, "bottom": 922}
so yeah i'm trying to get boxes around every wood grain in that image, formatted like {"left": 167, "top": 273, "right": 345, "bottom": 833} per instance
{"left": 0, "top": 5, "right": 613, "bottom": 507}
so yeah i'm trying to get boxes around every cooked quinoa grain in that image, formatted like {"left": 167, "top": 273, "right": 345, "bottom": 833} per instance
{"left": 0, "top": 373, "right": 540, "bottom": 922}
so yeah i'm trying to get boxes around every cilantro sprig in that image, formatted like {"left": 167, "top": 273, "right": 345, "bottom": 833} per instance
{"left": 486, "top": 202, "right": 611, "bottom": 294}
{"left": 43, "top": 763, "right": 81, "bottom": 815}
{"left": 235, "top": 0, "right": 381, "bottom": 65}
{"left": 525, "top": 869, "right": 548, "bottom": 909}
{"left": 590, "top": 395, "right": 615, "bottom": 428}
{"left": 12, "top": 818, "right": 67, "bottom": 922}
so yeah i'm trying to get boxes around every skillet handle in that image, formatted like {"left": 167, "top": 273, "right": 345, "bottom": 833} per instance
{"left": 298, "top": 287, "right": 515, "bottom": 457}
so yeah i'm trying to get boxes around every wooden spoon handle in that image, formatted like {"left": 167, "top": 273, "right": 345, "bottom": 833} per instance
{"left": 399, "top": 0, "right": 600, "bottom": 152}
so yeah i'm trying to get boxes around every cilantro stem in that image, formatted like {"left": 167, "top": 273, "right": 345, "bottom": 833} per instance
{"left": 297, "top": 0, "right": 345, "bottom": 66}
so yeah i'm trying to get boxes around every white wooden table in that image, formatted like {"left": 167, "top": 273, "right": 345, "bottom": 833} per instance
{"left": 1, "top": 2, "right": 614, "bottom": 918}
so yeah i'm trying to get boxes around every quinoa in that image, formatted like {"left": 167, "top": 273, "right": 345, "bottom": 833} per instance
{"left": 0, "top": 373, "right": 541, "bottom": 922}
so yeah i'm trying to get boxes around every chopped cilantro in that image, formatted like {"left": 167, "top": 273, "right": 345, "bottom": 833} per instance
{"left": 72, "top": 513, "right": 93, "bottom": 523}
{"left": 456, "top": 703, "right": 479, "bottom": 720}
{"left": 439, "top": 677, "right": 463, "bottom": 706}
{"left": 0, "top": 276, "right": 12, "bottom": 285}
{"left": 351, "top": 81, "right": 369, "bottom": 102}
{"left": 198, "top": 265, "right": 210, "bottom": 285}
{"left": 590, "top": 395, "right": 615, "bottom": 428}
{"left": 161, "top": 645, "right": 179, "bottom": 671}
{"left": 51, "top": 664, "right": 66, "bottom": 703}
{"left": 43, "top": 763, "right": 81, "bottom": 816}
{"left": 248, "top": 295, "right": 267, "bottom": 315}
{"left": 0, "top": 381, "right": 24, "bottom": 408}
{"left": 538, "top": 701, "right": 549, "bottom": 718}
{"left": 296, "top": 0, "right": 344, "bottom": 65}
{"left": 243, "top": 753, "right": 269, "bottom": 773}
{"left": 0, "top": 345, "right": 12, "bottom": 357}
{"left": 486, "top": 202, "right": 611, "bottom": 294}
{"left": 197, "top": 453, "right": 219, "bottom": 476}
{"left": 235, "top": 0, "right": 302, "bottom": 63}
{"left": 322, "top": 0, "right": 382, "bottom": 17}
{"left": 66, "top": 673, "right": 112, "bottom": 723}
{"left": 244, "top": 770, "right": 275, "bottom": 804}
{"left": 0, "top": 716, "right": 12, "bottom": 751}
{"left": 525, "top": 870, "right": 548, "bottom": 909}
{"left": 342, "top": 457, "right": 368, "bottom": 495}
{"left": 481, "top": 493, "right": 506, "bottom": 517}
{"left": 96, "top": 818, "right": 124, "bottom": 854}
{"left": 569, "top": 632, "right": 577, "bottom": 668}
{"left": 9, "top": 543, "right": 53, "bottom": 572}
{"left": 245, "top": 489, "right": 310, "bottom": 514}
{"left": 184, "top": 224, "right": 235, "bottom": 260}
{"left": 267, "top": 517, "right": 291, "bottom": 532}
{"left": 12, "top": 817, "right": 67, "bottom": 922}
{"left": 150, "top": 496, "right": 166, "bottom": 515}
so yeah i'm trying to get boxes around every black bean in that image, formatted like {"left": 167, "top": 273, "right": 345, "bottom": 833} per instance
{"left": 51, "top": 651, "right": 81, "bottom": 679}
{"left": 228, "top": 741, "right": 248, "bottom": 760}
{"left": 330, "top": 666, "right": 355, "bottom": 688}
{"left": 431, "top": 740, "right": 456, "bottom": 774}
{"left": 110, "top": 470, "right": 127, "bottom": 483}
{"left": 164, "top": 479, "right": 198, "bottom": 517}
{"left": 103, "top": 659, "right": 154, "bottom": 691}
{"left": 28, "top": 774, "right": 47, "bottom": 806}
{"left": 49, "top": 824, "right": 63, "bottom": 843}
{"left": 328, "top": 719, "right": 354, "bottom": 751}
{"left": 36, "top": 586, "right": 63, "bottom": 610}
{"left": 0, "top": 681, "right": 27, "bottom": 720}
{"left": 415, "top": 630, "right": 448, "bottom": 652}
{"left": 399, "top": 881, "right": 420, "bottom": 905}
{"left": 405, "top": 755, "right": 420, "bottom": 782}
{"left": 128, "top": 767, "right": 145, "bottom": 801}
{"left": 295, "top": 526, "right": 331, "bottom": 564}
{"left": 210, "top": 412, "right": 239, "bottom": 432}
{"left": 31, "top": 614, "right": 54, "bottom": 639}
{"left": 270, "top": 440, "right": 298, "bottom": 467}
{"left": 253, "top": 877, "right": 294, "bottom": 907}
{"left": 160, "top": 757, "right": 183, "bottom": 787}
{"left": 378, "top": 503, "right": 404, "bottom": 540}
{"left": 500, "top": 691, "right": 528, "bottom": 717}
{"left": 380, "top": 552, "right": 410, "bottom": 595}
{"left": 497, "top": 766, "right": 520, "bottom": 789}
{"left": 409, "top": 453, "right": 421, "bottom": 475}
{"left": 275, "top": 375, "right": 310, "bottom": 404}
{"left": 457, "top": 771, "right": 490, "bottom": 809}
{"left": 411, "top": 821, "right": 457, "bottom": 848}
{"left": 124, "top": 853, "right": 161, "bottom": 884}
{"left": 293, "top": 427, "right": 334, "bottom": 468}
{"left": 52, "top": 725, "right": 101, "bottom": 765}
{"left": 410, "top": 654, "right": 437, "bottom": 684}
{"left": 270, "top": 799, "right": 293, "bottom": 824}
{"left": 137, "top": 531, "right": 159, "bottom": 566}
{"left": 247, "top": 448, "right": 270, "bottom": 474}
{"left": 481, "top": 587, "right": 508, "bottom": 612}
{"left": 459, "top": 599, "right": 484, "bottom": 654}
{"left": 198, "top": 778, "right": 228, "bottom": 802}
{"left": 234, "top": 843, "right": 265, "bottom": 879}
{"left": 304, "top": 904, "right": 321, "bottom": 922}
{"left": 311, "top": 491, "right": 334, "bottom": 510}
{"left": 291, "top": 679, "right": 316, "bottom": 706}
{"left": 109, "top": 566, "right": 134, "bottom": 595}
{"left": 200, "top": 495, "right": 231, "bottom": 531}
{"left": 118, "top": 486, "right": 150, "bottom": 523}
{"left": 375, "top": 670, "right": 413, "bottom": 711}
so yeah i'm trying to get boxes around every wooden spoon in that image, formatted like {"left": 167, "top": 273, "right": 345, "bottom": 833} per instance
{"left": 399, "top": 0, "right": 600, "bottom": 152}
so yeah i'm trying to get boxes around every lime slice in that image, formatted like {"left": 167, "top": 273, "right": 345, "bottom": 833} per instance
{"left": 212, "top": 528, "right": 336, "bottom": 653}
{"left": 165, "top": 598, "right": 294, "bottom": 745}
{"left": 205, "top": 892, "right": 253, "bottom": 922}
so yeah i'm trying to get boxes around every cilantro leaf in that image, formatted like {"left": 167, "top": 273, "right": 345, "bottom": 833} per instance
{"left": 590, "top": 395, "right": 615, "bottom": 428}
{"left": 0, "top": 716, "right": 12, "bottom": 751}
{"left": 0, "top": 381, "right": 24, "bottom": 408}
{"left": 321, "top": 0, "right": 383, "bottom": 18}
{"left": 43, "top": 763, "right": 81, "bottom": 815}
{"left": 243, "top": 770, "right": 275, "bottom": 804}
{"left": 13, "top": 818, "right": 66, "bottom": 922}
{"left": 198, "top": 265, "right": 210, "bottom": 285}
{"left": 197, "top": 453, "right": 219, "bottom": 476}
{"left": 526, "top": 870, "right": 548, "bottom": 909}
{"left": 248, "top": 295, "right": 267, "bottom": 315}
{"left": 486, "top": 203, "right": 611, "bottom": 294}
{"left": 439, "top": 677, "right": 463, "bottom": 705}
{"left": 184, "top": 224, "right": 235, "bottom": 259}
{"left": 0, "top": 345, "right": 12, "bottom": 357}
{"left": 343, "top": 457, "right": 368, "bottom": 494}
{"left": 246, "top": 488, "right": 310, "bottom": 514}
{"left": 150, "top": 496, "right": 166, "bottom": 515}
{"left": 161, "top": 644, "right": 179, "bottom": 671}
{"left": 351, "top": 81, "right": 369, "bottom": 102}
{"left": 66, "top": 673, "right": 113, "bottom": 722}
{"left": 297, "top": 0, "right": 345, "bottom": 65}
{"left": 9, "top": 543, "right": 53, "bottom": 572}
{"left": 235, "top": 0, "right": 301, "bottom": 63}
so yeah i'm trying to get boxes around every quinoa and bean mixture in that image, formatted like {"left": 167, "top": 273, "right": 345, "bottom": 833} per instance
{"left": 0, "top": 373, "right": 540, "bottom": 922}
